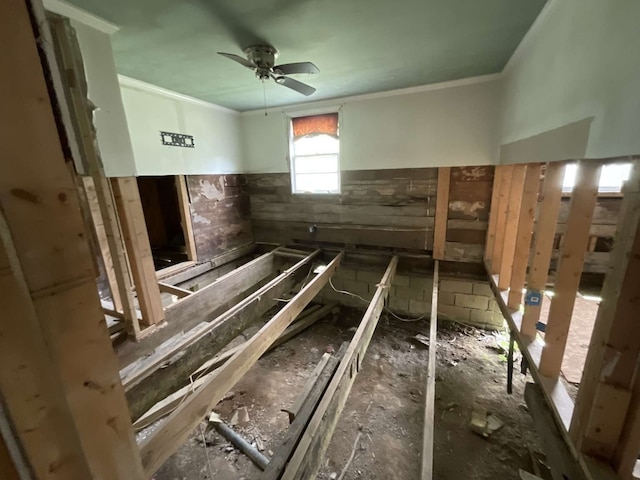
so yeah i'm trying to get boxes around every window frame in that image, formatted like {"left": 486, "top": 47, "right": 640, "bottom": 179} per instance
{"left": 287, "top": 108, "right": 342, "bottom": 195}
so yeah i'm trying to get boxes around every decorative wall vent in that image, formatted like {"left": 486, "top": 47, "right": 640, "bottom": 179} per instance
{"left": 160, "top": 131, "right": 195, "bottom": 148}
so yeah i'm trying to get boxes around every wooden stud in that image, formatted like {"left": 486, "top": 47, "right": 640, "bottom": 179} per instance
{"left": 498, "top": 164, "right": 527, "bottom": 290}
{"left": 0, "top": 2, "right": 145, "bottom": 476}
{"left": 485, "top": 165, "right": 503, "bottom": 266}
{"left": 111, "top": 177, "right": 165, "bottom": 327}
{"left": 491, "top": 165, "right": 514, "bottom": 275}
{"left": 47, "top": 16, "right": 140, "bottom": 337}
{"left": 520, "top": 162, "right": 566, "bottom": 339}
{"left": 433, "top": 167, "right": 451, "bottom": 259}
{"left": 538, "top": 161, "right": 602, "bottom": 377}
{"left": 421, "top": 260, "right": 439, "bottom": 480}
{"left": 566, "top": 161, "right": 640, "bottom": 473}
{"left": 280, "top": 257, "right": 398, "bottom": 480}
{"left": 138, "top": 253, "right": 343, "bottom": 475}
{"left": 508, "top": 164, "right": 542, "bottom": 309}
{"left": 175, "top": 175, "right": 198, "bottom": 261}
{"left": 158, "top": 282, "right": 192, "bottom": 298}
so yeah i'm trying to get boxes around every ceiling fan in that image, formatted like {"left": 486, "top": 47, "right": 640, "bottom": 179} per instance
{"left": 218, "top": 45, "right": 319, "bottom": 96}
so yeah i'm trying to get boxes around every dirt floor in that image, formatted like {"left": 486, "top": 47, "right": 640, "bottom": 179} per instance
{"left": 147, "top": 307, "right": 543, "bottom": 480}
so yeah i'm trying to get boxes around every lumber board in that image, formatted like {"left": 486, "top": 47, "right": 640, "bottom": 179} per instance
{"left": 421, "top": 260, "right": 439, "bottom": 480}
{"left": 158, "top": 282, "right": 192, "bottom": 298}
{"left": 263, "top": 345, "right": 347, "bottom": 479}
{"left": 283, "top": 352, "right": 333, "bottom": 423}
{"left": 539, "top": 161, "right": 602, "bottom": 377}
{"left": 508, "top": 164, "right": 542, "bottom": 309}
{"left": 521, "top": 162, "right": 565, "bottom": 339}
{"left": 491, "top": 165, "right": 514, "bottom": 274}
{"left": 0, "top": 5, "right": 145, "bottom": 478}
{"left": 175, "top": 175, "right": 198, "bottom": 261}
{"left": 433, "top": 168, "right": 451, "bottom": 259}
{"left": 485, "top": 165, "right": 503, "bottom": 263}
{"left": 138, "top": 253, "right": 343, "bottom": 475}
{"left": 280, "top": 256, "right": 398, "bottom": 480}
{"left": 498, "top": 164, "right": 527, "bottom": 289}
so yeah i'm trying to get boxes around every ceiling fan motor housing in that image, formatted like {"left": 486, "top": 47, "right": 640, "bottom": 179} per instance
{"left": 245, "top": 45, "right": 278, "bottom": 80}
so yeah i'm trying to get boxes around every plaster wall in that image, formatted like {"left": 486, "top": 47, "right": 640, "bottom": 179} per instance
{"left": 241, "top": 77, "right": 502, "bottom": 173}
{"left": 499, "top": 0, "right": 640, "bottom": 162}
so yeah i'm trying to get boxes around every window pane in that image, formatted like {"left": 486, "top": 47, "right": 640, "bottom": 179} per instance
{"left": 294, "top": 154, "right": 338, "bottom": 174}
{"left": 563, "top": 162, "right": 632, "bottom": 193}
{"left": 294, "top": 134, "right": 339, "bottom": 156}
{"left": 294, "top": 173, "right": 340, "bottom": 193}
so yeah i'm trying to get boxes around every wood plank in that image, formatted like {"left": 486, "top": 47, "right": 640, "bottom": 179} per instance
{"left": 47, "top": 15, "right": 141, "bottom": 337}
{"left": 491, "top": 165, "right": 514, "bottom": 275}
{"left": 539, "top": 161, "right": 602, "bottom": 377}
{"left": 138, "top": 253, "right": 343, "bottom": 476}
{"left": 0, "top": 5, "right": 144, "bottom": 477}
{"left": 521, "top": 162, "right": 566, "bottom": 339}
{"left": 280, "top": 257, "right": 398, "bottom": 479}
{"left": 283, "top": 352, "right": 333, "bottom": 423}
{"left": 498, "top": 164, "right": 527, "bottom": 290}
{"left": 508, "top": 164, "right": 542, "bottom": 309}
{"left": 111, "top": 177, "right": 165, "bottom": 327}
{"left": 433, "top": 168, "right": 451, "bottom": 259}
{"left": 421, "top": 260, "right": 439, "bottom": 480}
{"left": 175, "top": 175, "right": 198, "bottom": 261}
{"left": 158, "top": 282, "right": 192, "bottom": 298}
{"left": 485, "top": 165, "right": 504, "bottom": 264}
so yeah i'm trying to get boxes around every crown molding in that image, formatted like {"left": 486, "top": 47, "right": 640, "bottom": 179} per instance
{"left": 43, "top": 0, "right": 119, "bottom": 34}
{"left": 118, "top": 75, "right": 239, "bottom": 114}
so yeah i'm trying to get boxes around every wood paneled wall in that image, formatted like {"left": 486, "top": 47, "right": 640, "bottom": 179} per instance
{"left": 185, "top": 174, "right": 253, "bottom": 261}
{"left": 247, "top": 167, "right": 494, "bottom": 262}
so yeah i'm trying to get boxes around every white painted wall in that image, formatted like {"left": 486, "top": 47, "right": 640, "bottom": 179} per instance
{"left": 241, "top": 77, "right": 502, "bottom": 173}
{"left": 500, "top": 0, "right": 640, "bottom": 160}
{"left": 119, "top": 77, "right": 243, "bottom": 175}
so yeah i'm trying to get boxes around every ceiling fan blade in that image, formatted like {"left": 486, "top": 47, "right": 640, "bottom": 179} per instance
{"left": 218, "top": 52, "right": 255, "bottom": 69}
{"left": 273, "top": 76, "right": 316, "bottom": 96}
{"left": 273, "top": 62, "right": 319, "bottom": 75}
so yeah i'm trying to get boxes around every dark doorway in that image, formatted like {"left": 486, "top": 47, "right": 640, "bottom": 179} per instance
{"left": 137, "top": 176, "right": 189, "bottom": 270}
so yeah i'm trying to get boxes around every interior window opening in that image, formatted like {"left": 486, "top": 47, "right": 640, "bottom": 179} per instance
{"left": 562, "top": 162, "right": 632, "bottom": 193}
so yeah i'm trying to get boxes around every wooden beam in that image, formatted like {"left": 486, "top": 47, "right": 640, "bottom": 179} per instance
{"left": 123, "top": 251, "right": 319, "bottom": 420}
{"left": 47, "top": 15, "right": 141, "bottom": 337}
{"left": 138, "top": 253, "right": 343, "bottom": 475}
{"left": 111, "top": 177, "right": 165, "bottom": 327}
{"left": 521, "top": 162, "right": 566, "bottom": 339}
{"left": 0, "top": 2, "right": 144, "bottom": 477}
{"left": 566, "top": 162, "right": 640, "bottom": 473}
{"left": 485, "top": 165, "right": 504, "bottom": 266}
{"left": 539, "top": 161, "right": 602, "bottom": 377}
{"left": 433, "top": 167, "right": 451, "bottom": 259}
{"left": 508, "top": 164, "right": 542, "bottom": 309}
{"left": 421, "top": 260, "right": 439, "bottom": 480}
{"left": 491, "top": 165, "right": 514, "bottom": 275}
{"left": 175, "top": 175, "right": 198, "bottom": 261}
{"left": 498, "top": 164, "right": 527, "bottom": 290}
{"left": 282, "top": 351, "right": 333, "bottom": 423}
{"left": 280, "top": 257, "right": 398, "bottom": 479}
{"left": 158, "top": 282, "right": 192, "bottom": 298}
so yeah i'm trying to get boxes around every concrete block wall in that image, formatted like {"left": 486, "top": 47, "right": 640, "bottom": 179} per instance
{"left": 317, "top": 265, "right": 504, "bottom": 331}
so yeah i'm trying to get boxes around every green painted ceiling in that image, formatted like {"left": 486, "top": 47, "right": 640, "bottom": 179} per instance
{"left": 68, "top": 0, "right": 546, "bottom": 111}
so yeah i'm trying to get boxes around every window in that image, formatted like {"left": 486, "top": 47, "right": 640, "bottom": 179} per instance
{"left": 290, "top": 113, "right": 340, "bottom": 194}
{"left": 562, "top": 162, "right": 632, "bottom": 193}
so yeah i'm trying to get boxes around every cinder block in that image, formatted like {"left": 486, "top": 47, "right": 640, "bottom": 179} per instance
{"left": 392, "top": 274, "right": 411, "bottom": 287}
{"left": 455, "top": 293, "right": 489, "bottom": 311}
{"left": 437, "top": 304, "right": 471, "bottom": 322}
{"left": 410, "top": 276, "right": 433, "bottom": 291}
{"left": 470, "top": 309, "right": 505, "bottom": 330}
{"left": 472, "top": 282, "right": 494, "bottom": 297}
{"left": 389, "top": 297, "right": 410, "bottom": 313}
{"left": 336, "top": 267, "right": 357, "bottom": 280}
{"left": 489, "top": 300, "right": 502, "bottom": 313}
{"left": 440, "top": 279, "right": 473, "bottom": 294}
{"left": 438, "top": 291, "right": 455, "bottom": 306}
{"left": 356, "top": 269, "right": 384, "bottom": 283}
{"left": 394, "top": 285, "right": 425, "bottom": 301}
{"left": 409, "top": 299, "right": 431, "bottom": 315}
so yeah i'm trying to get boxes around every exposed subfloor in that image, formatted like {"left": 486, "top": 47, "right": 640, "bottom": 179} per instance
{"left": 149, "top": 308, "right": 543, "bottom": 480}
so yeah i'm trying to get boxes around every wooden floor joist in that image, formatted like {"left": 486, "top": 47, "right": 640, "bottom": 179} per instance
{"left": 139, "top": 253, "right": 343, "bottom": 476}
{"left": 421, "top": 260, "right": 439, "bottom": 480}
{"left": 122, "top": 250, "right": 321, "bottom": 420}
{"left": 279, "top": 256, "right": 398, "bottom": 480}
